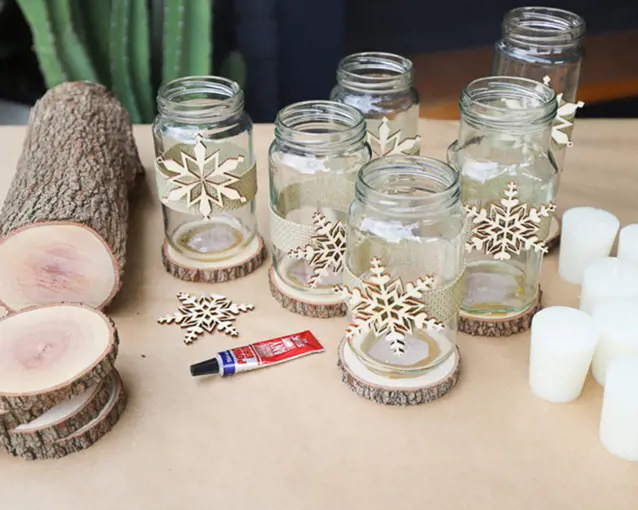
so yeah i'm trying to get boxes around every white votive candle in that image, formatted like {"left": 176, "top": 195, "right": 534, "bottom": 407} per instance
{"left": 559, "top": 207, "right": 620, "bottom": 284}
{"left": 618, "top": 224, "right": 638, "bottom": 267}
{"left": 600, "top": 357, "right": 638, "bottom": 461}
{"left": 580, "top": 258, "right": 638, "bottom": 315}
{"left": 592, "top": 299, "right": 638, "bottom": 386}
{"left": 529, "top": 306, "right": 598, "bottom": 403}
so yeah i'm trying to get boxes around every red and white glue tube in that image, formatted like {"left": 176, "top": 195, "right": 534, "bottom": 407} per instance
{"left": 190, "top": 330, "right": 324, "bottom": 377}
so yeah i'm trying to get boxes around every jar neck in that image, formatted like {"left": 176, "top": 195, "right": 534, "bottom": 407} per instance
{"left": 458, "top": 76, "right": 556, "bottom": 146}
{"left": 501, "top": 7, "right": 585, "bottom": 53}
{"left": 355, "top": 156, "right": 460, "bottom": 215}
{"left": 274, "top": 101, "right": 366, "bottom": 153}
{"left": 336, "top": 52, "right": 414, "bottom": 93}
{"left": 157, "top": 76, "right": 244, "bottom": 123}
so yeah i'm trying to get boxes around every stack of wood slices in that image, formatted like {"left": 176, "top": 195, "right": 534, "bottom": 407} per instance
{"left": 0, "top": 82, "right": 143, "bottom": 460}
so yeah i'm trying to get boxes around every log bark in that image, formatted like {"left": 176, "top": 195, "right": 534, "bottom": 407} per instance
{"left": 0, "top": 82, "right": 143, "bottom": 312}
{"left": 5, "top": 370, "right": 127, "bottom": 461}
{"left": 338, "top": 340, "right": 461, "bottom": 406}
{"left": 0, "top": 304, "right": 118, "bottom": 425}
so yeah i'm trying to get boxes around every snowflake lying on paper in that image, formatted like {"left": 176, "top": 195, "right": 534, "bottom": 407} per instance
{"left": 335, "top": 258, "right": 443, "bottom": 356}
{"left": 289, "top": 212, "right": 346, "bottom": 287}
{"left": 542, "top": 76, "right": 584, "bottom": 147}
{"left": 465, "top": 181, "right": 556, "bottom": 261}
{"left": 367, "top": 117, "right": 421, "bottom": 158}
{"left": 157, "top": 134, "right": 246, "bottom": 218}
{"left": 158, "top": 292, "right": 254, "bottom": 344}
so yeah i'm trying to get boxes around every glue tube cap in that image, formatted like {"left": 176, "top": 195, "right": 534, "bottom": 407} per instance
{"left": 190, "top": 357, "right": 220, "bottom": 377}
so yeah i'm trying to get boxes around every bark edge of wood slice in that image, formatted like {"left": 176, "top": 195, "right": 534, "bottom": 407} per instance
{"left": 459, "top": 288, "right": 542, "bottom": 337}
{"left": 337, "top": 339, "right": 461, "bottom": 406}
{"left": 546, "top": 215, "right": 561, "bottom": 253}
{"left": 162, "top": 234, "right": 267, "bottom": 283}
{"left": 269, "top": 266, "right": 347, "bottom": 318}
{"left": 0, "top": 303, "right": 119, "bottom": 425}
{"left": 5, "top": 369, "right": 127, "bottom": 461}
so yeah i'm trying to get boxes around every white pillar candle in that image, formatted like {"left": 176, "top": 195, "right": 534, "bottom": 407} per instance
{"left": 529, "top": 306, "right": 598, "bottom": 403}
{"left": 592, "top": 299, "right": 638, "bottom": 386}
{"left": 600, "top": 357, "right": 638, "bottom": 461}
{"left": 559, "top": 207, "right": 620, "bottom": 284}
{"left": 618, "top": 224, "right": 638, "bottom": 267}
{"left": 580, "top": 257, "right": 638, "bottom": 315}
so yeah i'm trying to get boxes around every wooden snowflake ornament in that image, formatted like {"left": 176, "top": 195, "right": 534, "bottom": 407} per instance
{"left": 367, "top": 117, "right": 421, "bottom": 158}
{"left": 335, "top": 258, "right": 444, "bottom": 356}
{"left": 542, "top": 76, "right": 584, "bottom": 147}
{"left": 465, "top": 181, "right": 556, "bottom": 261}
{"left": 158, "top": 292, "right": 254, "bottom": 344}
{"left": 289, "top": 212, "right": 346, "bottom": 287}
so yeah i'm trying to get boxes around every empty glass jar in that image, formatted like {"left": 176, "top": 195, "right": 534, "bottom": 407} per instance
{"left": 447, "top": 77, "right": 558, "bottom": 319}
{"left": 493, "top": 7, "right": 585, "bottom": 170}
{"left": 330, "top": 52, "right": 421, "bottom": 159}
{"left": 343, "top": 156, "right": 466, "bottom": 377}
{"left": 269, "top": 101, "right": 370, "bottom": 302}
{"left": 152, "top": 76, "right": 256, "bottom": 263}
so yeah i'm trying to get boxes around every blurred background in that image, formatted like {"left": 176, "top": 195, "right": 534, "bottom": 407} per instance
{"left": 0, "top": 0, "right": 637, "bottom": 124}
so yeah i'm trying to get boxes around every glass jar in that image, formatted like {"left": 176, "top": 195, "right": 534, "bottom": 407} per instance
{"left": 269, "top": 101, "right": 370, "bottom": 300}
{"left": 447, "top": 77, "right": 558, "bottom": 318}
{"left": 493, "top": 7, "right": 585, "bottom": 171}
{"left": 152, "top": 76, "right": 256, "bottom": 263}
{"left": 343, "top": 156, "right": 466, "bottom": 377}
{"left": 330, "top": 52, "right": 421, "bottom": 159}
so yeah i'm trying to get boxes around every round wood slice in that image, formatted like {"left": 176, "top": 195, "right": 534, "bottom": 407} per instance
{"left": 0, "top": 304, "right": 118, "bottom": 425}
{"left": 162, "top": 234, "right": 267, "bottom": 283}
{"left": 6, "top": 370, "right": 127, "bottom": 461}
{"left": 546, "top": 215, "right": 561, "bottom": 253}
{"left": 459, "top": 288, "right": 543, "bottom": 337}
{"left": 1, "top": 372, "right": 113, "bottom": 453}
{"left": 269, "top": 266, "right": 346, "bottom": 318}
{"left": 337, "top": 340, "right": 461, "bottom": 406}
{"left": 0, "top": 82, "right": 142, "bottom": 312}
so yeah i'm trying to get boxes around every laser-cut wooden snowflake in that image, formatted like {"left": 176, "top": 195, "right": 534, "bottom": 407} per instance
{"left": 158, "top": 292, "right": 254, "bottom": 344}
{"left": 335, "top": 258, "right": 443, "bottom": 356}
{"left": 464, "top": 181, "right": 556, "bottom": 261}
{"left": 367, "top": 117, "right": 421, "bottom": 158}
{"left": 289, "top": 212, "right": 346, "bottom": 287}
{"left": 542, "top": 76, "right": 584, "bottom": 147}
{"left": 157, "top": 134, "right": 246, "bottom": 218}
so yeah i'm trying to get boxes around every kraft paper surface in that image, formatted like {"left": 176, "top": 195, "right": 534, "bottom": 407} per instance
{"left": 0, "top": 120, "right": 637, "bottom": 510}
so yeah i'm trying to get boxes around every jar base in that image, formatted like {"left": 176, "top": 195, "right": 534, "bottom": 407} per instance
{"left": 459, "top": 287, "right": 542, "bottom": 337}
{"left": 268, "top": 266, "right": 347, "bottom": 318}
{"left": 338, "top": 339, "right": 461, "bottom": 406}
{"left": 162, "top": 234, "right": 266, "bottom": 283}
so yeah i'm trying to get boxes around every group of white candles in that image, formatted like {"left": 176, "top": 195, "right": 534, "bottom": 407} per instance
{"left": 529, "top": 207, "right": 638, "bottom": 461}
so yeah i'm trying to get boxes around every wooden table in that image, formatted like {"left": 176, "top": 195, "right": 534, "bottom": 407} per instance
{"left": 1, "top": 119, "right": 637, "bottom": 510}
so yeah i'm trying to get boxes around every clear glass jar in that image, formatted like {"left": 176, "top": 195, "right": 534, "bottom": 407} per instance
{"left": 269, "top": 101, "right": 370, "bottom": 298}
{"left": 447, "top": 77, "right": 558, "bottom": 318}
{"left": 493, "top": 7, "right": 585, "bottom": 170}
{"left": 330, "top": 52, "right": 421, "bottom": 159}
{"left": 343, "top": 156, "right": 466, "bottom": 377}
{"left": 152, "top": 76, "right": 256, "bottom": 263}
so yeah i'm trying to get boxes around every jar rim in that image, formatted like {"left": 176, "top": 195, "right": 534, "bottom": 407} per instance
{"left": 274, "top": 100, "right": 367, "bottom": 151}
{"left": 157, "top": 76, "right": 244, "bottom": 121}
{"left": 356, "top": 155, "right": 460, "bottom": 213}
{"left": 336, "top": 52, "right": 414, "bottom": 92}
{"left": 460, "top": 76, "right": 557, "bottom": 130}
{"left": 502, "top": 7, "right": 585, "bottom": 47}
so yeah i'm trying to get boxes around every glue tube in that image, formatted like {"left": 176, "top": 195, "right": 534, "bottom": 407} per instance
{"left": 190, "top": 330, "right": 324, "bottom": 377}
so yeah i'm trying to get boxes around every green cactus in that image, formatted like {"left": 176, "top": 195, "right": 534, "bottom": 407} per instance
{"left": 76, "top": 0, "right": 112, "bottom": 86}
{"left": 130, "top": 0, "right": 154, "bottom": 121}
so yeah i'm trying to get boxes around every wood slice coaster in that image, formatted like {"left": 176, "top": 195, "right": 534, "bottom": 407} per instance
{"left": 162, "top": 234, "right": 267, "bottom": 283}
{"left": 546, "top": 215, "right": 561, "bottom": 253}
{"left": 337, "top": 340, "right": 461, "bottom": 406}
{"left": 459, "top": 288, "right": 542, "bottom": 337}
{"left": 269, "top": 266, "right": 347, "bottom": 318}
{"left": 6, "top": 370, "right": 127, "bottom": 461}
{"left": 0, "top": 304, "right": 118, "bottom": 425}
{"left": 1, "top": 371, "right": 113, "bottom": 455}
